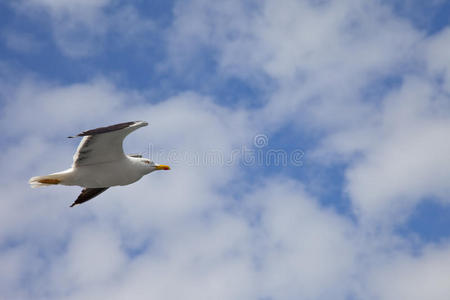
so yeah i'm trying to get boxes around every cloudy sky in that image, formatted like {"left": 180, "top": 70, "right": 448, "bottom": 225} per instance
{"left": 1, "top": 0, "right": 450, "bottom": 299}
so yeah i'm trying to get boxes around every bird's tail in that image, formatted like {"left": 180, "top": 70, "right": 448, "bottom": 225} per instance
{"left": 29, "top": 172, "right": 70, "bottom": 188}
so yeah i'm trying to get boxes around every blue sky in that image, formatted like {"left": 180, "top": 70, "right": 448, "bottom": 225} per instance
{"left": 1, "top": 1, "right": 450, "bottom": 299}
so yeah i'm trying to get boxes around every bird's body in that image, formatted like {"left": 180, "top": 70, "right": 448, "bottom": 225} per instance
{"left": 46, "top": 156, "right": 150, "bottom": 188}
{"left": 29, "top": 121, "right": 170, "bottom": 207}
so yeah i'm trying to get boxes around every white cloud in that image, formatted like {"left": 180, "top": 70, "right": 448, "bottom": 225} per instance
{"left": 0, "top": 78, "right": 127, "bottom": 138}
{"left": 164, "top": 3, "right": 450, "bottom": 297}
{"left": 426, "top": 27, "right": 450, "bottom": 93}
{"left": 240, "top": 179, "right": 358, "bottom": 300}
{"left": 2, "top": 1, "right": 450, "bottom": 299}
{"left": 368, "top": 243, "right": 450, "bottom": 300}
{"left": 24, "top": 0, "right": 109, "bottom": 11}
{"left": 166, "top": 0, "right": 450, "bottom": 223}
{"left": 0, "top": 77, "right": 253, "bottom": 299}
{"left": 0, "top": 77, "right": 358, "bottom": 300}
{"left": 15, "top": 0, "right": 155, "bottom": 57}
{"left": 345, "top": 77, "right": 450, "bottom": 221}
{"left": 48, "top": 226, "right": 127, "bottom": 293}
{"left": 167, "top": 0, "right": 421, "bottom": 127}
{"left": 1, "top": 67, "right": 450, "bottom": 299}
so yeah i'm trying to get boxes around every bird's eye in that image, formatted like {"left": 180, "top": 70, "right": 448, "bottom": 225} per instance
{"left": 143, "top": 160, "right": 150, "bottom": 164}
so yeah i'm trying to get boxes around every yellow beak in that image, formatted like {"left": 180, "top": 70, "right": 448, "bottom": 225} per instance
{"left": 155, "top": 165, "right": 171, "bottom": 170}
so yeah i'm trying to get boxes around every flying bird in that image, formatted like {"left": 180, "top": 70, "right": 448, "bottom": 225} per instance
{"left": 29, "top": 121, "right": 170, "bottom": 207}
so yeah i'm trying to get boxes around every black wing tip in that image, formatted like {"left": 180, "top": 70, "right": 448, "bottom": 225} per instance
{"left": 69, "top": 121, "right": 147, "bottom": 138}
{"left": 70, "top": 187, "right": 109, "bottom": 207}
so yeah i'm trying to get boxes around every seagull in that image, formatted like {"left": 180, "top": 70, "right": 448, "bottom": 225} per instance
{"left": 29, "top": 121, "right": 170, "bottom": 207}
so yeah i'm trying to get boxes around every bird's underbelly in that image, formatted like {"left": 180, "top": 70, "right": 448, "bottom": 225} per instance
{"left": 69, "top": 161, "right": 144, "bottom": 188}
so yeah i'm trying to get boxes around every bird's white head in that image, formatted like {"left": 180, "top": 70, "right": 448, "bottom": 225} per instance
{"left": 141, "top": 159, "right": 171, "bottom": 173}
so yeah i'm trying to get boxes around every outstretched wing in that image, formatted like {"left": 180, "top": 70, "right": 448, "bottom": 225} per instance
{"left": 70, "top": 121, "right": 148, "bottom": 167}
{"left": 70, "top": 187, "right": 109, "bottom": 207}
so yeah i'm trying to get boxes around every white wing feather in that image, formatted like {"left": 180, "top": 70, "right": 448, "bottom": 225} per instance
{"left": 72, "top": 121, "right": 147, "bottom": 167}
